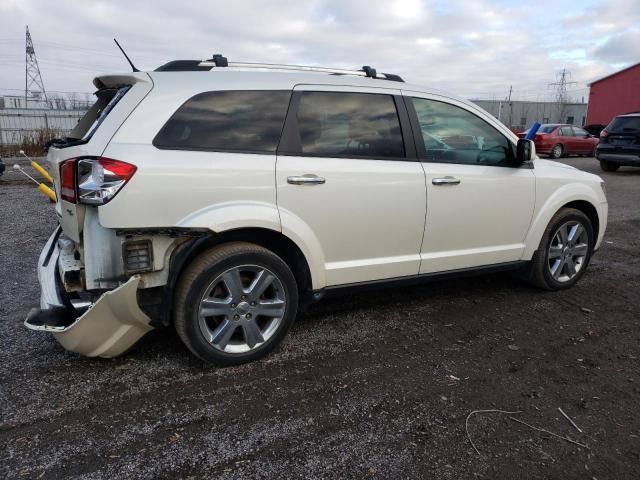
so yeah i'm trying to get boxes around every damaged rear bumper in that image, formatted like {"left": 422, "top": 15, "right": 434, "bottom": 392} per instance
{"left": 24, "top": 227, "right": 154, "bottom": 358}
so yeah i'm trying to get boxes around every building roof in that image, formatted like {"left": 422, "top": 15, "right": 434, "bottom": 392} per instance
{"left": 588, "top": 61, "right": 640, "bottom": 86}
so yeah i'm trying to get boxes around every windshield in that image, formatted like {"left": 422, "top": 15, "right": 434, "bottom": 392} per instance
{"left": 608, "top": 116, "right": 640, "bottom": 132}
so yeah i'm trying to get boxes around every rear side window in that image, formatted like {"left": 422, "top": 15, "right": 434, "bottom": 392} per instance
{"left": 608, "top": 116, "right": 640, "bottom": 132}
{"left": 154, "top": 90, "right": 291, "bottom": 153}
{"left": 61, "top": 86, "right": 130, "bottom": 146}
{"left": 294, "top": 92, "right": 405, "bottom": 159}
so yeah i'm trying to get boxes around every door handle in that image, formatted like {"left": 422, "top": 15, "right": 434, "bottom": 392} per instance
{"left": 432, "top": 176, "right": 461, "bottom": 186}
{"left": 287, "top": 174, "right": 326, "bottom": 185}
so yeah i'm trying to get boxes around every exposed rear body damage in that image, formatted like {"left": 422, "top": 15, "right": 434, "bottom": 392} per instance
{"left": 24, "top": 61, "right": 608, "bottom": 363}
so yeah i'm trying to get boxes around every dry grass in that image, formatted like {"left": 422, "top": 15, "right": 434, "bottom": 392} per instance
{"left": 0, "top": 128, "right": 65, "bottom": 157}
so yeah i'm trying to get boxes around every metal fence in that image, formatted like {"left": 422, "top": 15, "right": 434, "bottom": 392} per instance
{"left": 0, "top": 93, "right": 91, "bottom": 156}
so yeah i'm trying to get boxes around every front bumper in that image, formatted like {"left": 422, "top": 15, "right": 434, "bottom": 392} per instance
{"left": 24, "top": 227, "right": 154, "bottom": 358}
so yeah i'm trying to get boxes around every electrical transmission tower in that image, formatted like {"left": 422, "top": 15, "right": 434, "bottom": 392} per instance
{"left": 549, "top": 68, "right": 577, "bottom": 104}
{"left": 25, "top": 25, "right": 47, "bottom": 104}
{"left": 549, "top": 68, "right": 577, "bottom": 123}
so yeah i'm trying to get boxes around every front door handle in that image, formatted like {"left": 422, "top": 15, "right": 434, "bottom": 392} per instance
{"left": 287, "top": 174, "right": 326, "bottom": 186}
{"left": 432, "top": 176, "right": 461, "bottom": 186}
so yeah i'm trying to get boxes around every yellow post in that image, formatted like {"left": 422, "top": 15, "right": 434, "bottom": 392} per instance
{"left": 31, "top": 161, "right": 53, "bottom": 184}
{"left": 38, "top": 183, "right": 57, "bottom": 202}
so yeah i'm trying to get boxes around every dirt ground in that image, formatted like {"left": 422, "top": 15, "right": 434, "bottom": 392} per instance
{"left": 1, "top": 157, "right": 638, "bottom": 479}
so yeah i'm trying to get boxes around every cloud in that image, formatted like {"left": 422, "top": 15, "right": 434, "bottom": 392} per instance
{"left": 0, "top": 0, "right": 636, "bottom": 103}
{"left": 592, "top": 29, "right": 640, "bottom": 64}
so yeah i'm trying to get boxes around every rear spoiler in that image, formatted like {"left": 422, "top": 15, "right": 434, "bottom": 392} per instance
{"left": 93, "top": 72, "right": 152, "bottom": 90}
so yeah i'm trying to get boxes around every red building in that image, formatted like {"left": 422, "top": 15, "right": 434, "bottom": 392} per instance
{"left": 586, "top": 62, "right": 640, "bottom": 126}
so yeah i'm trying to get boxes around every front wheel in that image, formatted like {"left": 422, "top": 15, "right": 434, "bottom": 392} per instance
{"left": 526, "top": 208, "right": 594, "bottom": 290}
{"left": 600, "top": 160, "right": 620, "bottom": 172}
{"left": 174, "top": 242, "right": 298, "bottom": 365}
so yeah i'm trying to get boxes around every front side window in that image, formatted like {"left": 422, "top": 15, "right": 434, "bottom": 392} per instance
{"left": 573, "top": 127, "right": 589, "bottom": 137}
{"left": 294, "top": 92, "right": 405, "bottom": 159}
{"left": 411, "top": 97, "right": 513, "bottom": 166}
{"left": 154, "top": 90, "right": 291, "bottom": 153}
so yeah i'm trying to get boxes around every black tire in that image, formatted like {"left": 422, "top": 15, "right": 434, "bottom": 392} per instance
{"left": 600, "top": 160, "right": 619, "bottom": 172}
{"left": 526, "top": 208, "right": 594, "bottom": 291}
{"left": 550, "top": 143, "right": 564, "bottom": 159}
{"left": 174, "top": 242, "right": 298, "bottom": 366}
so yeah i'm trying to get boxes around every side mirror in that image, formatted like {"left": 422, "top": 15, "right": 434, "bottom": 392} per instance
{"left": 513, "top": 139, "right": 534, "bottom": 166}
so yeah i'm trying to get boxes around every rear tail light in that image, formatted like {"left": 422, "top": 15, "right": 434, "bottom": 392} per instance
{"left": 60, "top": 159, "right": 77, "bottom": 203}
{"left": 534, "top": 133, "right": 548, "bottom": 144}
{"left": 59, "top": 157, "right": 136, "bottom": 205}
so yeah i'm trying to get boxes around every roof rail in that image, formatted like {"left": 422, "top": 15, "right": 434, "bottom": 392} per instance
{"left": 198, "top": 56, "right": 404, "bottom": 82}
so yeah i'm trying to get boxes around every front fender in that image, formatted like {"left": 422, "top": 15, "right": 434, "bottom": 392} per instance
{"left": 523, "top": 182, "right": 605, "bottom": 259}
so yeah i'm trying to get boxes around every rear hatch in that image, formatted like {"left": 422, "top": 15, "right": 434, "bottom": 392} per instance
{"left": 47, "top": 73, "right": 153, "bottom": 242}
{"left": 601, "top": 115, "right": 640, "bottom": 150}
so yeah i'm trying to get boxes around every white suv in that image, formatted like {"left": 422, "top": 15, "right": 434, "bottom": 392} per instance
{"left": 25, "top": 58, "right": 608, "bottom": 365}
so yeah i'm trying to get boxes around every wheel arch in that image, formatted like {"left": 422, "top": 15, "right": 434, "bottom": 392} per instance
{"left": 165, "top": 227, "right": 317, "bottom": 314}
{"left": 562, "top": 200, "right": 599, "bottom": 242}
{"left": 523, "top": 185, "right": 603, "bottom": 260}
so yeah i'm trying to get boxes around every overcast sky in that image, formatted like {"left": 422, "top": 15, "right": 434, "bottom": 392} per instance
{"left": 1, "top": 0, "right": 638, "bottom": 102}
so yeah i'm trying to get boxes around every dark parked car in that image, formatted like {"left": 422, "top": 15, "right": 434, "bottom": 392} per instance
{"left": 517, "top": 124, "right": 599, "bottom": 159}
{"left": 597, "top": 113, "right": 640, "bottom": 172}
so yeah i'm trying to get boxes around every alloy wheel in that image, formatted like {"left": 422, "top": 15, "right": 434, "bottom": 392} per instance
{"left": 197, "top": 265, "right": 286, "bottom": 353}
{"left": 547, "top": 221, "right": 589, "bottom": 283}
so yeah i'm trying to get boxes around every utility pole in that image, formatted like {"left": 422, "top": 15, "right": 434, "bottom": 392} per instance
{"left": 507, "top": 85, "right": 513, "bottom": 128}
{"left": 25, "top": 25, "right": 47, "bottom": 106}
{"left": 549, "top": 68, "right": 577, "bottom": 123}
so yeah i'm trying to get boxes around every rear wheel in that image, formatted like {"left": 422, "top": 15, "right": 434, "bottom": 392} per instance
{"left": 174, "top": 242, "right": 298, "bottom": 365}
{"left": 550, "top": 143, "right": 564, "bottom": 159}
{"left": 600, "top": 160, "right": 619, "bottom": 172}
{"left": 526, "top": 208, "right": 594, "bottom": 291}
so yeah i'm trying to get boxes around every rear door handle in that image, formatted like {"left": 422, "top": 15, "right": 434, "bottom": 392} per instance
{"left": 432, "top": 176, "right": 461, "bottom": 186}
{"left": 287, "top": 174, "right": 326, "bottom": 185}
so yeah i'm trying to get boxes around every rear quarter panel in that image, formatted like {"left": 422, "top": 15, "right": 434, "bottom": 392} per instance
{"left": 98, "top": 72, "right": 286, "bottom": 231}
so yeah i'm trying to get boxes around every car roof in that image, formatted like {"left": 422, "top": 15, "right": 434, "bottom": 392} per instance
{"left": 139, "top": 67, "right": 476, "bottom": 110}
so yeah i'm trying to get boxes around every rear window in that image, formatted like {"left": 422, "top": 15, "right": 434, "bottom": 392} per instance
{"left": 70, "top": 86, "right": 130, "bottom": 142}
{"left": 538, "top": 125, "right": 557, "bottom": 133}
{"left": 294, "top": 91, "right": 405, "bottom": 159}
{"left": 608, "top": 116, "right": 640, "bottom": 132}
{"left": 153, "top": 90, "right": 291, "bottom": 153}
